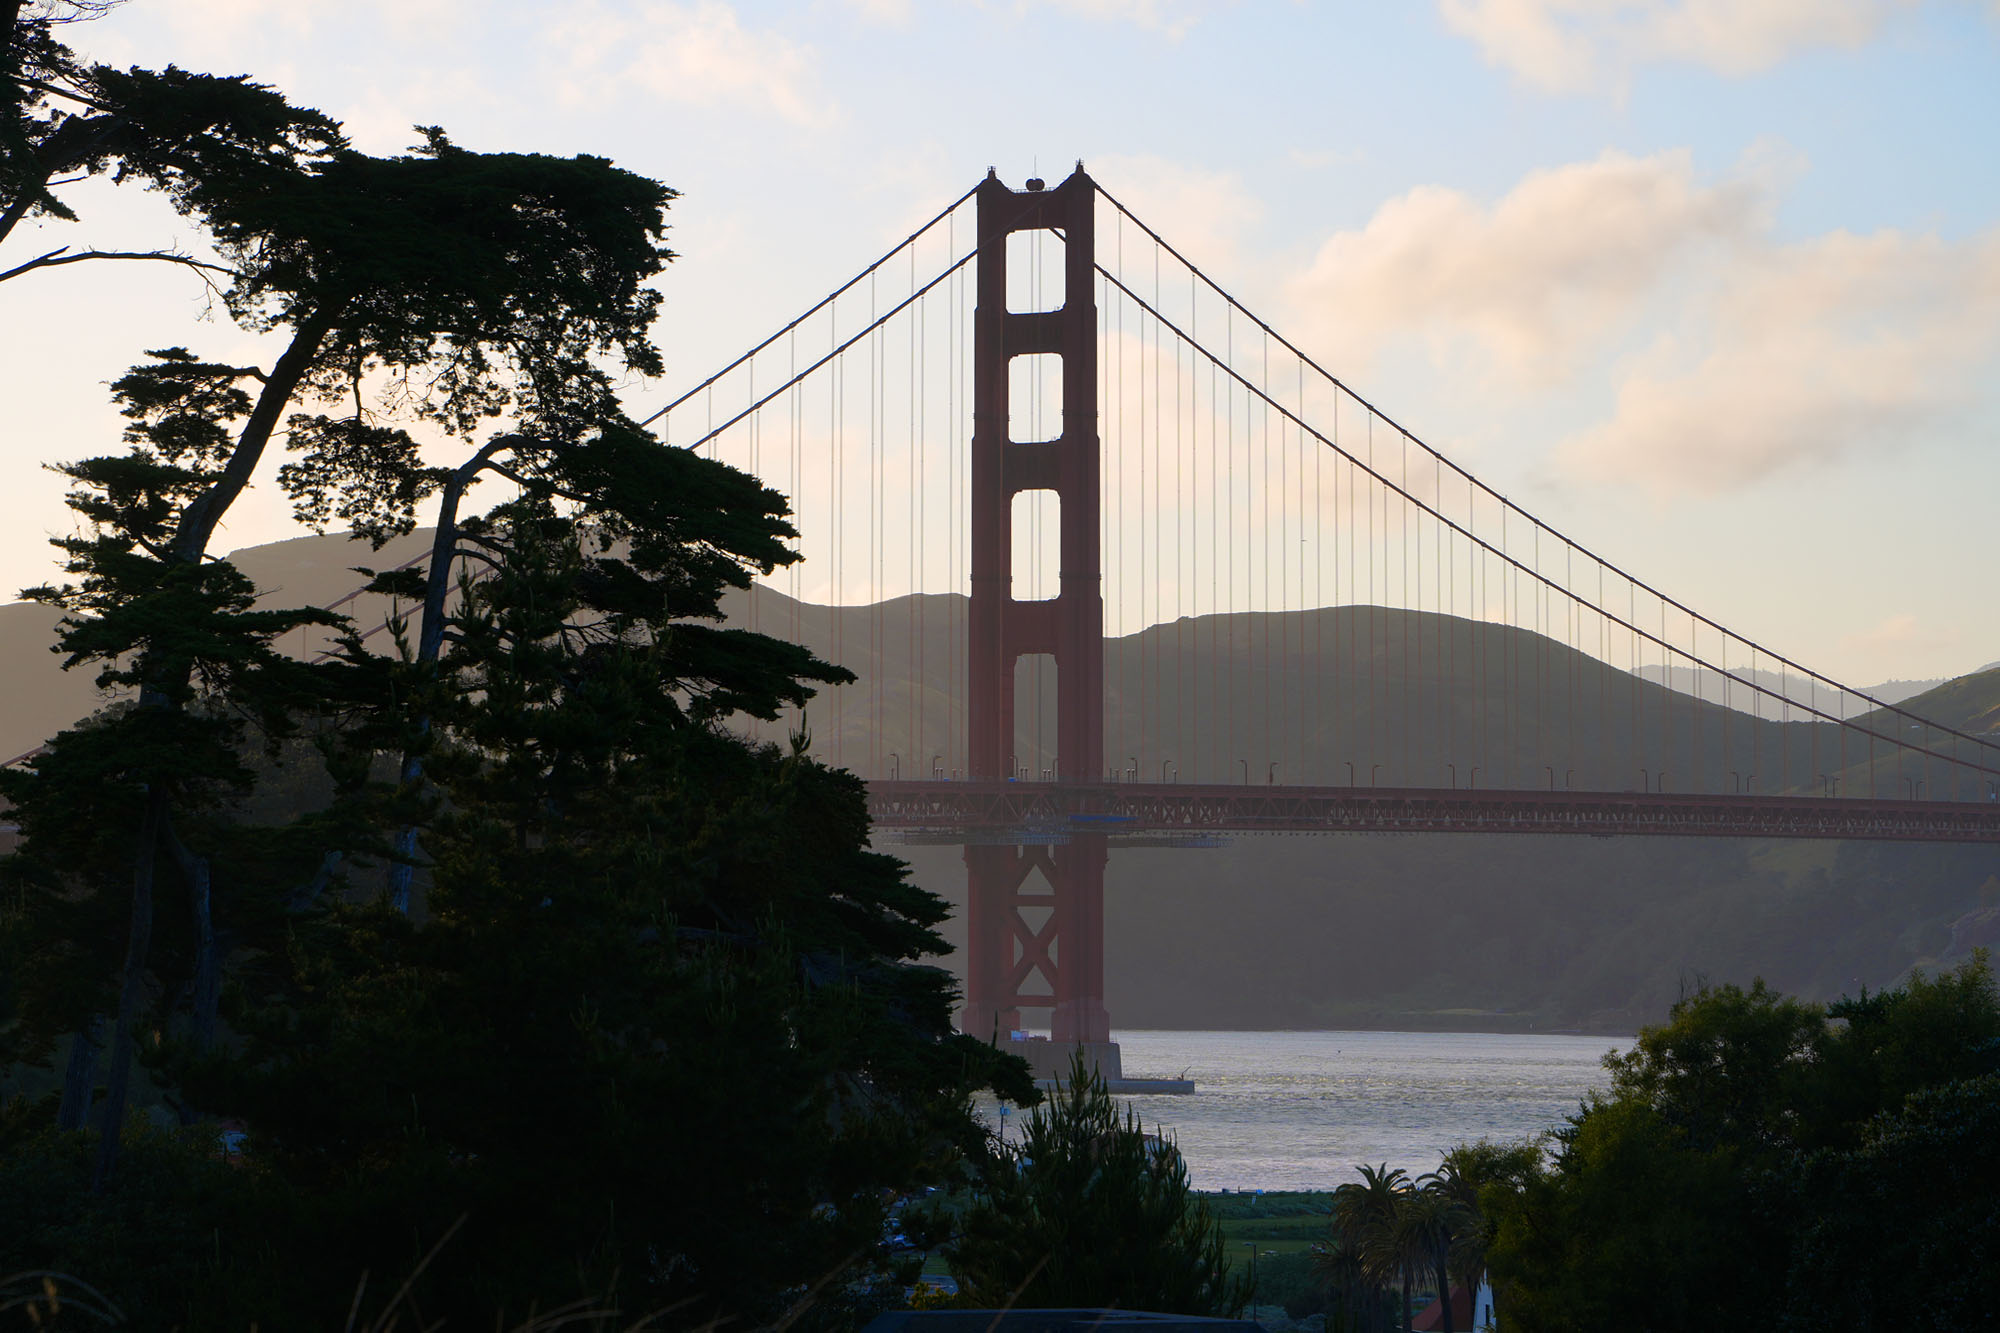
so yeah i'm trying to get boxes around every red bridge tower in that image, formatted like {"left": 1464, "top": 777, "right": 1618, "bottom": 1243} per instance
{"left": 960, "top": 166, "right": 1119, "bottom": 1078}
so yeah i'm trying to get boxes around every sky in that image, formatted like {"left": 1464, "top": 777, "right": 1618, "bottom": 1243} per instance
{"left": 4, "top": 0, "right": 1999, "bottom": 687}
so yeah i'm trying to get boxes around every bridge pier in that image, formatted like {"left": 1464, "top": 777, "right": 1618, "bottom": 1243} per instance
{"left": 962, "top": 165, "right": 1117, "bottom": 1078}
{"left": 1048, "top": 834, "right": 1110, "bottom": 1045}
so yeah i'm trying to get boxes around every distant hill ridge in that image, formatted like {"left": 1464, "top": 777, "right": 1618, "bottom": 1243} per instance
{"left": 5, "top": 530, "right": 1997, "bottom": 792}
{"left": 8, "top": 530, "right": 2000, "bottom": 1033}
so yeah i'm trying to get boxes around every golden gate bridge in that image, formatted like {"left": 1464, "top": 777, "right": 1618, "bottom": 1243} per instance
{"left": 634, "top": 165, "right": 2000, "bottom": 1072}
{"left": 15, "top": 166, "right": 2000, "bottom": 1076}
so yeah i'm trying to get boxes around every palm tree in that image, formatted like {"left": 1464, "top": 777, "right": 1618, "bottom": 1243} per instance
{"left": 1396, "top": 1182, "right": 1474, "bottom": 1333}
{"left": 1326, "top": 1164, "right": 1410, "bottom": 1332}
{"left": 1309, "top": 1231, "right": 1374, "bottom": 1333}
{"left": 1434, "top": 1140, "right": 1543, "bottom": 1330}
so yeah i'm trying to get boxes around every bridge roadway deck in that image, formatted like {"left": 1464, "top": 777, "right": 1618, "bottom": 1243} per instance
{"left": 864, "top": 779, "right": 2000, "bottom": 844}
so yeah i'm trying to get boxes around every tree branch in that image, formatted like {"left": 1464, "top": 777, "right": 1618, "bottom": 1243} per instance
{"left": 452, "top": 546, "right": 504, "bottom": 573}
{"left": 171, "top": 299, "right": 345, "bottom": 564}
{"left": 10, "top": 72, "right": 114, "bottom": 113}
{"left": 0, "top": 245, "right": 238, "bottom": 285}
{"left": 487, "top": 461, "right": 587, "bottom": 505}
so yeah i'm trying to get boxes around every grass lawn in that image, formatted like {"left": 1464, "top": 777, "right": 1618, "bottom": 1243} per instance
{"left": 909, "top": 1191, "right": 1335, "bottom": 1292}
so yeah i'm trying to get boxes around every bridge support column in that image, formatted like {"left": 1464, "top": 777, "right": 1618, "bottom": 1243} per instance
{"left": 1049, "top": 833, "right": 1110, "bottom": 1044}
{"left": 963, "top": 165, "right": 1114, "bottom": 1076}
{"left": 961, "top": 844, "right": 1023, "bottom": 1042}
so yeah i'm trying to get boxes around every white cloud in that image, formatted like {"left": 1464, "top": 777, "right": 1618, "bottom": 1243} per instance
{"left": 1288, "top": 149, "right": 1764, "bottom": 384}
{"left": 1287, "top": 146, "right": 1365, "bottom": 171}
{"left": 1283, "top": 147, "right": 2000, "bottom": 494}
{"left": 1555, "top": 226, "right": 2000, "bottom": 490}
{"left": 1438, "top": 0, "right": 1902, "bottom": 93}
{"left": 547, "top": 1, "right": 831, "bottom": 127}
{"left": 846, "top": 0, "right": 915, "bottom": 22}
{"left": 1091, "top": 153, "right": 1264, "bottom": 276}
{"left": 854, "top": 0, "right": 1220, "bottom": 34}
{"left": 1840, "top": 611, "right": 1963, "bottom": 672}
{"left": 1006, "top": 0, "right": 1219, "bottom": 39}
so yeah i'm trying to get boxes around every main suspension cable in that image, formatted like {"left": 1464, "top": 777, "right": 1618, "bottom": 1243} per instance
{"left": 1092, "top": 184, "right": 1998, "bottom": 758}
{"left": 1094, "top": 261, "right": 2000, "bottom": 782}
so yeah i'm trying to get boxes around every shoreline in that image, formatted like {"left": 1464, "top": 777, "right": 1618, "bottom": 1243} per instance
{"left": 1106, "top": 1020, "right": 1640, "bottom": 1040}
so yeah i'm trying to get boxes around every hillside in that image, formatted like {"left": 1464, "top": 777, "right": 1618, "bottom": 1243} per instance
{"left": 0, "top": 530, "right": 433, "bottom": 761}
{"left": 7, "top": 530, "right": 1999, "bottom": 1033}
{"left": 719, "top": 584, "right": 1996, "bottom": 802}
{"left": 0, "top": 601, "right": 117, "bottom": 762}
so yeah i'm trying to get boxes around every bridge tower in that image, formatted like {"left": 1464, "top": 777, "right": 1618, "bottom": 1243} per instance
{"left": 960, "top": 165, "right": 1119, "bottom": 1079}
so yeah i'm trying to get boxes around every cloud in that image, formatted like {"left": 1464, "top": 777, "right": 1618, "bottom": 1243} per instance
{"left": 1438, "top": 0, "right": 1901, "bottom": 93}
{"left": 1005, "top": 0, "right": 1219, "bottom": 39}
{"left": 1287, "top": 149, "right": 1764, "bottom": 384}
{"left": 1287, "top": 146, "right": 1365, "bottom": 171}
{"left": 1091, "top": 153, "right": 1264, "bottom": 276}
{"left": 1283, "top": 147, "right": 2000, "bottom": 495}
{"left": 1555, "top": 226, "right": 2000, "bottom": 490}
{"left": 855, "top": 0, "right": 1221, "bottom": 35}
{"left": 846, "top": 0, "right": 915, "bottom": 22}
{"left": 1839, "top": 611, "right": 1963, "bottom": 671}
{"left": 547, "top": 1, "right": 831, "bottom": 127}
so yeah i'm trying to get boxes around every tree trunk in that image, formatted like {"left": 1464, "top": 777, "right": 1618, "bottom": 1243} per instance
{"left": 164, "top": 817, "right": 218, "bottom": 1056}
{"left": 1437, "top": 1257, "right": 1455, "bottom": 1333}
{"left": 0, "top": 1, "right": 27, "bottom": 81}
{"left": 1402, "top": 1269, "right": 1414, "bottom": 1333}
{"left": 170, "top": 305, "right": 342, "bottom": 564}
{"left": 387, "top": 435, "right": 518, "bottom": 913}
{"left": 288, "top": 848, "right": 344, "bottom": 912}
{"left": 92, "top": 787, "right": 164, "bottom": 1191}
{"left": 55, "top": 1017, "right": 101, "bottom": 1130}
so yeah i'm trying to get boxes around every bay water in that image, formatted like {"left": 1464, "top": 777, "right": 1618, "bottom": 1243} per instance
{"left": 995, "top": 1029, "right": 1631, "bottom": 1192}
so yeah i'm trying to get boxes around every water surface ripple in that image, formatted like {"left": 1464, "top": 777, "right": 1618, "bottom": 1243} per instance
{"left": 1076, "top": 1029, "right": 1630, "bottom": 1191}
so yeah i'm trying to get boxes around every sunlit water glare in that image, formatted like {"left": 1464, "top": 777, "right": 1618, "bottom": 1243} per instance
{"left": 989, "top": 1029, "right": 1630, "bottom": 1192}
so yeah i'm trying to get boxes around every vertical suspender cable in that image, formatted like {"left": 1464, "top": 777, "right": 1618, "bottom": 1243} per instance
{"left": 916, "top": 246, "right": 924, "bottom": 780}
{"left": 1115, "top": 222, "right": 1125, "bottom": 776}
{"left": 867, "top": 273, "right": 879, "bottom": 778}
{"left": 833, "top": 295, "right": 844, "bottom": 771}
{"left": 1172, "top": 250, "right": 1184, "bottom": 780}
{"left": 1401, "top": 430, "right": 1412, "bottom": 784}
{"left": 1368, "top": 415, "right": 1377, "bottom": 778}
{"left": 1216, "top": 300, "right": 1232, "bottom": 768}
{"left": 1262, "top": 330, "right": 1272, "bottom": 778}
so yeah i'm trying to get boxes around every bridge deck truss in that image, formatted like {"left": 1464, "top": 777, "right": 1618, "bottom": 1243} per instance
{"left": 866, "top": 779, "right": 2000, "bottom": 844}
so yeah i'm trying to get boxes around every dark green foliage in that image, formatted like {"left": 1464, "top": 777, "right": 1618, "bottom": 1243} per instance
{"left": 159, "top": 504, "right": 1025, "bottom": 1324}
{"left": 1784, "top": 1071, "right": 2000, "bottom": 1331}
{"left": 1437, "top": 1140, "right": 1538, "bottom": 1324}
{"left": 0, "top": 530, "right": 344, "bottom": 1078}
{"left": 0, "top": 1095, "right": 295, "bottom": 1328}
{"left": 945, "top": 1053, "right": 1244, "bottom": 1316}
{"left": 1482, "top": 957, "right": 2000, "bottom": 1332}
{"left": 4, "top": 19, "right": 1027, "bottom": 1321}
{"left": 3, "top": 5, "right": 346, "bottom": 275}
{"left": 6, "top": 6, "right": 687, "bottom": 1189}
